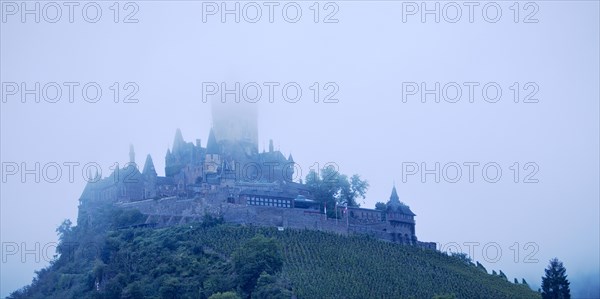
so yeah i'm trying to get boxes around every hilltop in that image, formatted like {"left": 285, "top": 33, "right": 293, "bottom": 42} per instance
{"left": 8, "top": 206, "right": 539, "bottom": 299}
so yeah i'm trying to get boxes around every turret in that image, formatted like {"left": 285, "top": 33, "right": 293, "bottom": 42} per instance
{"left": 129, "top": 144, "right": 135, "bottom": 165}
{"left": 386, "top": 184, "right": 416, "bottom": 217}
{"left": 204, "top": 128, "right": 221, "bottom": 174}
{"left": 142, "top": 154, "right": 157, "bottom": 199}
{"left": 142, "top": 154, "right": 157, "bottom": 177}
{"left": 206, "top": 128, "right": 219, "bottom": 154}
{"left": 172, "top": 128, "right": 185, "bottom": 153}
{"left": 286, "top": 153, "right": 295, "bottom": 182}
{"left": 388, "top": 185, "right": 401, "bottom": 208}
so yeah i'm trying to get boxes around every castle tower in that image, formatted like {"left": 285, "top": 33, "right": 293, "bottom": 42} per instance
{"left": 210, "top": 99, "right": 258, "bottom": 152}
{"left": 388, "top": 185, "right": 401, "bottom": 208}
{"left": 172, "top": 128, "right": 185, "bottom": 153}
{"left": 143, "top": 154, "right": 157, "bottom": 199}
{"left": 129, "top": 144, "right": 135, "bottom": 165}
{"left": 143, "top": 154, "right": 157, "bottom": 177}
{"left": 286, "top": 153, "right": 295, "bottom": 182}
{"left": 385, "top": 184, "right": 417, "bottom": 244}
{"left": 204, "top": 128, "right": 221, "bottom": 174}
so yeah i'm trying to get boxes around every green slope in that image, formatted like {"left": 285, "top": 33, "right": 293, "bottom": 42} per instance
{"left": 9, "top": 212, "right": 539, "bottom": 298}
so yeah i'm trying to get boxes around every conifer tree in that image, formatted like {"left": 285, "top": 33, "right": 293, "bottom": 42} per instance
{"left": 541, "top": 258, "right": 571, "bottom": 299}
{"left": 499, "top": 270, "right": 508, "bottom": 280}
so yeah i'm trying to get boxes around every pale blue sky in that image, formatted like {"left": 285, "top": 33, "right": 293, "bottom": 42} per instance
{"left": 1, "top": 1, "right": 599, "bottom": 297}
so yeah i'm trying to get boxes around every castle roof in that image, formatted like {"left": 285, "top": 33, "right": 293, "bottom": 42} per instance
{"left": 206, "top": 128, "right": 219, "bottom": 154}
{"left": 143, "top": 154, "right": 157, "bottom": 177}
{"left": 258, "top": 150, "right": 287, "bottom": 163}
{"left": 388, "top": 185, "right": 401, "bottom": 207}
{"left": 172, "top": 128, "right": 185, "bottom": 153}
{"left": 386, "top": 185, "right": 416, "bottom": 216}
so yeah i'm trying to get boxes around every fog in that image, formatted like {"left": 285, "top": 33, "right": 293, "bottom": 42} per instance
{"left": 1, "top": 1, "right": 599, "bottom": 297}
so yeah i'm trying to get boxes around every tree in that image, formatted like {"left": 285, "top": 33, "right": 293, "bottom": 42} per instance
{"left": 232, "top": 235, "right": 283, "bottom": 297}
{"left": 476, "top": 261, "right": 487, "bottom": 274}
{"left": 375, "top": 202, "right": 387, "bottom": 211}
{"left": 450, "top": 252, "right": 472, "bottom": 265}
{"left": 305, "top": 166, "right": 369, "bottom": 213}
{"left": 339, "top": 174, "right": 369, "bottom": 207}
{"left": 56, "top": 219, "right": 72, "bottom": 242}
{"left": 499, "top": 270, "right": 508, "bottom": 281}
{"left": 159, "top": 277, "right": 181, "bottom": 299}
{"left": 121, "top": 282, "right": 144, "bottom": 299}
{"left": 541, "top": 258, "right": 571, "bottom": 299}
{"left": 209, "top": 292, "right": 241, "bottom": 299}
{"left": 251, "top": 272, "right": 292, "bottom": 299}
{"left": 55, "top": 219, "right": 74, "bottom": 258}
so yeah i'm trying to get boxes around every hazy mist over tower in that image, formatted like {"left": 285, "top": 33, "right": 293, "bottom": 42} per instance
{"left": 211, "top": 96, "right": 259, "bottom": 152}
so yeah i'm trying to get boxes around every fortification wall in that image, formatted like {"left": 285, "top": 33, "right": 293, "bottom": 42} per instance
{"left": 117, "top": 197, "right": 434, "bottom": 249}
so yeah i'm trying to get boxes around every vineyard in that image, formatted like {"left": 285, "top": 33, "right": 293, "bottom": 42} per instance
{"left": 9, "top": 216, "right": 540, "bottom": 299}
{"left": 185, "top": 225, "right": 539, "bottom": 298}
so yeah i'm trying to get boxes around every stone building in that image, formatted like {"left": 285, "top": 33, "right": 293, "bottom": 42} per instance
{"left": 78, "top": 103, "right": 434, "bottom": 249}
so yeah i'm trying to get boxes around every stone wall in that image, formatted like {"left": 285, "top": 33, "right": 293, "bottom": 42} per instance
{"left": 117, "top": 196, "right": 435, "bottom": 250}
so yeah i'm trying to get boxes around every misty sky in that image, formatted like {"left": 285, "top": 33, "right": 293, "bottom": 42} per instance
{"left": 1, "top": 1, "right": 599, "bottom": 297}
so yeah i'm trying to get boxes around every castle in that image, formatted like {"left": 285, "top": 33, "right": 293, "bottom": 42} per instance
{"left": 78, "top": 102, "right": 435, "bottom": 249}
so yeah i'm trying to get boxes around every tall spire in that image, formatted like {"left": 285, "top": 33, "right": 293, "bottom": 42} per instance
{"left": 142, "top": 154, "right": 157, "bottom": 177}
{"left": 172, "top": 128, "right": 184, "bottom": 153}
{"left": 129, "top": 144, "right": 135, "bottom": 165}
{"left": 388, "top": 185, "right": 401, "bottom": 207}
{"left": 206, "top": 128, "right": 219, "bottom": 155}
{"left": 288, "top": 153, "right": 294, "bottom": 162}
